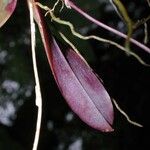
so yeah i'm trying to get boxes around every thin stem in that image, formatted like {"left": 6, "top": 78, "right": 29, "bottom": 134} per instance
{"left": 134, "top": 15, "right": 150, "bottom": 29}
{"left": 113, "top": 99, "right": 143, "bottom": 127}
{"left": 144, "top": 23, "right": 148, "bottom": 44}
{"left": 28, "top": 1, "right": 42, "bottom": 150}
{"left": 69, "top": 1, "right": 150, "bottom": 54}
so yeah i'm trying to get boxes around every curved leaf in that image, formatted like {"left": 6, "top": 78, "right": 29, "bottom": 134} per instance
{"left": 49, "top": 39, "right": 114, "bottom": 132}
{"left": 66, "top": 49, "right": 114, "bottom": 125}
{"left": 0, "top": 0, "right": 17, "bottom": 28}
{"left": 31, "top": 2, "right": 114, "bottom": 132}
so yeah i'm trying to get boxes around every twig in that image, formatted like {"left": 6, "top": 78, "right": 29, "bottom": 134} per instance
{"left": 28, "top": 1, "right": 42, "bottom": 150}
{"left": 144, "top": 23, "right": 148, "bottom": 44}
{"left": 69, "top": 1, "right": 150, "bottom": 54}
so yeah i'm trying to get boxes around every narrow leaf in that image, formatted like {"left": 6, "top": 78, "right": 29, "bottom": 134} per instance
{"left": 49, "top": 39, "right": 114, "bottom": 132}
{"left": 0, "top": 0, "right": 17, "bottom": 28}
{"left": 32, "top": 2, "right": 114, "bottom": 132}
{"left": 66, "top": 49, "right": 114, "bottom": 125}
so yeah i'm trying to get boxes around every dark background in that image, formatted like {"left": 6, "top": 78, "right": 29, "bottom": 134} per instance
{"left": 0, "top": 0, "right": 150, "bottom": 149}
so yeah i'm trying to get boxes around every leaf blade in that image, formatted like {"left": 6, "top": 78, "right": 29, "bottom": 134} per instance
{"left": 66, "top": 49, "right": 114, "bottom": 125}
{"left": 31, "top": 2, "right": 114, "bottom": 131}
{"left": 50, "top": 39, "right": 114, "bottom": 132}
{"left": 0, "top": 0, "right": 17, "bottom": 28}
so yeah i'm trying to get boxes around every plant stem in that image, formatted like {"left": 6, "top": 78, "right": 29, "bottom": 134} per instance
{"left": 69, "top": 1, "right": 150, "bottom": 54}
{"left": 28, "top": 1, "right": 42, "bottom": 150}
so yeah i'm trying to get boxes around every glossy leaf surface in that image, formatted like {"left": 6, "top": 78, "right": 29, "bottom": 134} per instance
{"left": 0, "top": 0, "right": 17, "bottom": 27}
